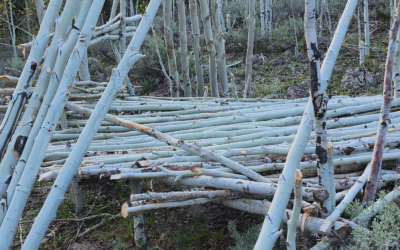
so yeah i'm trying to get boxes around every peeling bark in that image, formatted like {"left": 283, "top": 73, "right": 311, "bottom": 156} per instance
{"left": 364, "top": 2, "right": 400, "bottom": 204}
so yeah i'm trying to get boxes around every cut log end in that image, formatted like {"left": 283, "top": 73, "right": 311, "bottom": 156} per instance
{"left": 319, "top": 219, "right": 331, "bottom": 233}
{"left": 110, "top": 174, "right": 121, "bottom": 180}
{"left": 190, "top": 167, "right": 204, "bottom": 175}
{"left": 121, "top": 202, "right": 129, "bottom": 218}
{"left": 295, "top": 169, "right": 303, "bottom": 181}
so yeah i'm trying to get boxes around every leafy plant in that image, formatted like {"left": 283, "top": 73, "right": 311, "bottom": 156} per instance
{"left": 228, "top": 220, "right": 262, "bottom": 250}
{"left": 346, "top": 191, "right": 400, "bottom": 249}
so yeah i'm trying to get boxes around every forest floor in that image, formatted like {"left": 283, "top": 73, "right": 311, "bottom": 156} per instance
{"left": 0, "top": 13, "right": 394, "bottom": 250}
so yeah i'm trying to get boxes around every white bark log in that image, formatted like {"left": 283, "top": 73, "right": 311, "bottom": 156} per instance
{"left": 164, "top": 0, "right": 181, "bottom": 97}
{"left": 286, "top": 170, "right": 302, "bottom": 250}
{"left": 363, "top": 0, "right": 370, "bottom": 55}
{"left": 122, "top": 198, "right": 219, "bottom": 217}
{"left": 319, "top": 163, "right": 371, "bottom": 232}
{"left": 35, "top": 0, "right": 45, "bottom": 24}
{"left": 394, "top": 26, "right": 400, "bottom": 98}
{"left": 220, "top": 198, "right": 351, "bottom": 236}
{"left": 305, "top": 0, "right": 331, "bottom": 218}
{"left": 189, "top": 0, "right": 205, "bottom": 97}
{"left": 0, "top": 0, "right": 80, "bottom": 197}
{"left": 0, "top": 2, "right": 106, "bottom": 247}
{"left": 0, "top": 1, "right": 92, "bottom": 225}
{"left": 65, "top": 102, "right": 269, "bottom": 182}
{"left": 254, "top": 0, "right": 358, "bottom": 247}
{"left": 0, "top": 0, "right": 63, "bottom": 160}
{"left": 212, "top": 0, "right": 229, "bottom": 97}
{"left": 199, "top": 0, "right": 219, "bottom": 97}
{"left": 177, "top": 0, "right": 191, "bottom": 97}
{"left": 260, "top": 0, "right": 265, "bottom": 37}
{"left": 21, "top": 1, "right": 160, "bottom": 247}
{"left": 254, "top": 101, "right": 314, "bottom": 249}
{"left": 243, "top": 0, "right": 255, "bottom": 98}
{"left": 130, "top": 180, "right": 146, "bottom": 246}
{"left": 151, "top": 26, "right": 172, "bottom": 88}
{"left": 131, "top": 190, "right": 239, "bottom": 202}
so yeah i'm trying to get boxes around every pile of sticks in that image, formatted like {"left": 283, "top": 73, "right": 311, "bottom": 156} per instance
{"left": 0, "top": 0, "right": 399, "bottom": 249}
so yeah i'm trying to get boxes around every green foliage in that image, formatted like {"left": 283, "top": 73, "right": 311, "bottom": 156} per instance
{"left": 11, "top": 56, "right": 24, "bottom": 71}
{"left": 228, "top": 220, "right": 262, "bottom": 250}
{"left": 115, "top": 180, "right": 130, "bottom": 201}
{"left": 176, "top": 225, "right": 210, "bottom": 247}
{"left": 58, "top": 196, "right": 74, "bottom": 219}
{"left": 346, "top": 191, "right": 400, "bottom": 249}
{"left": 145, "top": 212, "right": 156, "bottom": 237}
{"left": 344, "top": 199, "right": 365, "bottom": 220}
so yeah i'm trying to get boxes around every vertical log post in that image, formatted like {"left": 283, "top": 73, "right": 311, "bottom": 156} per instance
{"left": 285, "top": 170, "right": 302, "bottom": 250}
{"left": 363, "top": 1, "right": 400, "bottom": 204}
{"left": 0, "top": 0, "right": 91, "bottom": 225}
{"left": 164, "top": 0, "right": 181, "bottom": 97}
{"left": 130, "top": 180, "right": 146, "bottom": 246}
{"left": 20, "top": 0, "right": 160, "bottom": 247}
{"left": 0, "top": 0, "right": 63, "bottom": 161}
{"left": 189, "top": 0, "right": 205, "bottom": 97}
{"left": 199, "top": 0, "right": 219, "bottom": 97}
{"left": 120, "top": 0, "right": 136, "bottom": 95}
{"left": 260, "top": 0, "right": 265, "bottom": 37}
{"left": 243, "top": 0, "right": 255, "bottom": 98}
{"left": 363, "top": 0, "right": 370, "bottom": 55}
{"left": 0, "top": 2, "right": 106, "bottom": 247}
{"left": 305, "top": 0, "right": 331, "bottom": 218}
{"left": 254, "top": 0, "right": 359, "bottom": 248}
{"left": 0, "top": 0, "right": 78, "bottom": 197}
{"left": 177, "top": 0, "right": 192, "bottom": 97}
{"left": 211, "top": 0, "right": 229, "bottom": 97}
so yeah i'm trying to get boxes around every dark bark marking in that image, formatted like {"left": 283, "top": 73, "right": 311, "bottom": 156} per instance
{"left": 310, "top": 42, "right": 322, "bottom": 59}
{"left": 14, "top": 135, "right": 28, "bottom": 156}
{"left": 309, "top": 61, "right": 319, "bottom": 96}
{"left": 5, "top": 176, "right": 11, "bottom": 184}
{"left": 25, "top": 61, "right": 37, "bottom": 89}
{"left": 0, "top": 92, "right": 28, "bottom": 159}
{"left": 316, "top": 145, "right": 327, "bottom": 164}
{"left": 342, "top": 147, "right": 355, "bottom": 155}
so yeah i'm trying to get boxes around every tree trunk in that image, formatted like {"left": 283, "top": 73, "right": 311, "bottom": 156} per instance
{"left": 363, "top": 2, "right": 400, "bottom": 204}
{"left": 211, "top": 0, "right": 229, "bottom": 97}
{"left": 199, "top": 0, "right": 219, "bottom": 97}
{"left": 0, "top": 2, "right": 106, "bottom": 247}
{"left": 244, "top": 0, "right": 255, "bottom": 98}
{"left": 20, "top": 1, "right": 160, "bottom": 247}
{"left": 177, "top": 0, "right": 191, "bottom": 97}
{"left": 0, "top": 0, "right": 63, "bottom": 160}
{"left": 189, "top": 0, "right": 205, "bottom": 97}
{"left": 164, "top": 0, "right": 180, "bottom": 97}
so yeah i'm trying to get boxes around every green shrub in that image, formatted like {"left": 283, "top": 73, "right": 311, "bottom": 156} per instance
{"left": 345, "top": 191, "right": 400, "bottom": 249}
{"left": 228, "top": 220, "right": 262, "bottom": 250}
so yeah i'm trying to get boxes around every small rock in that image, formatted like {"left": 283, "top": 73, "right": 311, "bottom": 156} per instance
{"left": 271, "top": 58, "right": 286, "bottom": 66}
{"left": 87, "top": 57, "right": 102, "bottom": 73}
{"left": 252, "top": 54, "right": 263, "bottom": 65}
{"left": 285, "top": 86, "right": 309, "bottom": 99}
{"left": 283, "top": 50, "right": 291, "bottom": 56}
{"left": 341, "top": 67, "right": 378, "bottom": 91}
